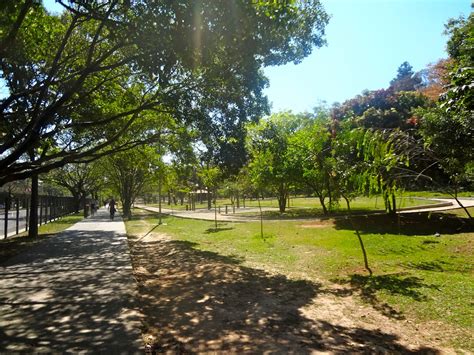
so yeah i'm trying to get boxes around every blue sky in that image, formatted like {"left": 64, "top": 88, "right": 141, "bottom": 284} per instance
{"left": 38, "top": 0, "right": 472, "bottom": 114}
{"left": 264, "top": 0, "right": 471, "bottom": 113}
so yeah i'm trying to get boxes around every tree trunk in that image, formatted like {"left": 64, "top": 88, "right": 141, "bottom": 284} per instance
{"left": 318, "top": 194, "right": 328, "bottom": 215}
{"left": 207, "top": 190, "right": 212, "bottom": 210}
{"left": 326, "top": 180, "right": 333, "bottom": 210}
{"left": 277, "top": 184, "right": 287, "bottom": 213}
{"left": 28, "top": 174, "right": 39, "bottom": 238}
{"left": 122, "top": 195, "right": 132, "bottom": 219}
{"left": 391, "top": 193, "right": 397, "bottom": 216}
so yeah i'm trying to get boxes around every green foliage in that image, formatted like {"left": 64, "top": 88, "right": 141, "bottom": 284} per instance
{"left": 44, "top": 162, "right": 104, "bottom": 210}
{"left": 333, "top": 88, "right": 430, "bottom": 130}
{"left": 331, "top": 125, "right": 410, "bottom": 214}
{"left": 246, "top": 112, "right": 305, "bottom": 212}
{"left": 105, "top": 144, "right": 162, "bottom": 219}
{"left": 0, "top": 0, "right": 329, "bottom": 185}
{"left": 287, "top": 109, "right": 335, "bottom": 213}
{"left": 417, "top": 13, "right": 474, "bottom": 192}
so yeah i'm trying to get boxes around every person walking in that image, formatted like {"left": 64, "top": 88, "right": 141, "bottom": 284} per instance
{"left": 109, "top": 198, "right": 116, "bottom": 220}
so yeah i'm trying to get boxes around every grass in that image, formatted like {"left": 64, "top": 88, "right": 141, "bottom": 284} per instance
{"left": 0, "top": 213, "right": 83, "bottom": 262}
{"left": 236, "top": 196, "right": 439, "bottom": 219}
{"left": 147, "top": 195, "right": 438, "bottom": 215}
{"left": 126, "top": 208, "right": 473, "bottom": 350}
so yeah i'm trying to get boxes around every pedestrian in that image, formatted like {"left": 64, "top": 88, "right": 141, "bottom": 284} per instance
{"left": 109, "top": 198, "right": 116, "bottom": 220}
{"left": 91, "top": 200, "right": 96, "bottom": 216}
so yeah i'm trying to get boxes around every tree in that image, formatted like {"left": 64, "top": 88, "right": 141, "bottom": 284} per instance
{"left": 105, "top": 145, "right": 161, "bottom": 219}
{"left": 390, "top": 61, "right": 422, "bottom": 92}
{"left": 0, "top": 0, "right": 329, "bottom": 186}
{"left": 288, "top": 110, "right": 335, "bottom": 214}
{"left": 246, "top": 112, "right": 303, "bottom": 213}
{"left": 45, "top": 162, "right": 104, "bottom": 212}
{"left": 198, "top": 165, "right": 221, "bottom": 210}
{"left": 417, "top": 13, "right": 474, "bottom": 203}
{"left": 333, "top": 88, "right": 430, "bottom": 130}
{"left": 418, "top": 59, "right": 453, "bottom": 102}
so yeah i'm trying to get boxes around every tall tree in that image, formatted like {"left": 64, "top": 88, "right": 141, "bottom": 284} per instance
{"left": 45, "top": 162, "right": 104, "bottom": 212}
{"left": 246, "top": 112, "right": 303, "bottom": 212}
{"left": 417, "top": 14, "right": 474, "bottom": 201}
{"left": 0, "top": 0, "right": 329, "bottom": 186}
{"left": 106, "top": 145, "right": 161, "bottom": 219}
{"left": 390, "top": 61, "right": 422, "bottom": 92}
{"left": 288, "top": 111, "right": 335, "bottom": 214}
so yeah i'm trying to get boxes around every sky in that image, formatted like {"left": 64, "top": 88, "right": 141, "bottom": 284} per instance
{"left": 263, "top": 0, "right": 472, "bottom": 113}
{"left": 31, "top": 0, "right": 474, "bottom": 114}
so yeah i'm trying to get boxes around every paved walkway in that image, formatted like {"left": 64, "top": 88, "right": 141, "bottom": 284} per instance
{"left": 136, "top": 198, "right": 474, "bottom": 222}
{"left": 0, "top": 208, "right": 142, "bottom": 353}
{"left": 136, "top": 205, "right": 264, "bottom": 222}
{"left": 399, "top": 198, "right": 474, "bottom": 213}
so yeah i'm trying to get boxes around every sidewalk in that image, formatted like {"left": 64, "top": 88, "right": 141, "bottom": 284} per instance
{"left": 136, "top": 205, "right": 263, "bottom": 222}
{"left": 136, "top": 198, "right": 474, "bottom": 222}
{"left": 0, "top": 208, "right": 142, "bottom": 353}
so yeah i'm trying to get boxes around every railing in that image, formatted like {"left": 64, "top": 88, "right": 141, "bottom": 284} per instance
{"left": 0, "top": 192, "right": 79, "bottom": 239}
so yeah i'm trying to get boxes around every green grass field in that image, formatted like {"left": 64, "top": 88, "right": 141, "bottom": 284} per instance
{"left": 146, "top": 195, "right": 439, "bottom": 214}
{"left": 126, "top": 208, "right": 474, "bottom": 350}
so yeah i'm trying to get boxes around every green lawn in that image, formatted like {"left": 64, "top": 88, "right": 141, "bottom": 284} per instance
{"left": 126, "top": 209, "right": 473, "bottom": 350}
{"left": 147, "top": 195, "right": 438, "bottom": 214}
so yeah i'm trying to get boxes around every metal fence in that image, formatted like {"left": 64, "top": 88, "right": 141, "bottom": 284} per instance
{"left": 0, "top": 192, "right": 79, "bottom": 239}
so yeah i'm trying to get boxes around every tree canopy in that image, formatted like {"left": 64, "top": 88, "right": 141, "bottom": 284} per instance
{"left": 0, "top": 0, "right": 329, "bottom": 186}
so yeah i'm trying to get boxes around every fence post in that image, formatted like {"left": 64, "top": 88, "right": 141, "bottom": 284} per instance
{"left": 39, "top": 196, "right": 43, "bottom": 226}
{"left": 48, "top": 197, "right": 52, "bottom": 223}
{"left": 25, "top": 198, "right": 29, "bottom": 232}
{"left": 3, "top": 196, "right": 8, "bottom": 239}
{"left": 15, "top": 197, "right": 19, "bottom": 235}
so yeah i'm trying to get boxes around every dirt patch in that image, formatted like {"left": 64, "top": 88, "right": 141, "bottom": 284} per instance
{"left": 129, "top": 232, "right": 458, "bottom": 353}
{"left": 449, "top": 238, "right": 474, "bottom": 258}
{"left": 299, "top": 220, "right": 334, "bottom": 228}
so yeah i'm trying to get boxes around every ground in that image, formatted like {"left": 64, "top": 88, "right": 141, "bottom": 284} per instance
{"left": 129, "top": 231, "right": 460, "bottom": 353}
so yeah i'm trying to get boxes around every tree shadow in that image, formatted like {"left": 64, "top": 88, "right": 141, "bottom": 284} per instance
{"left": 334, "top": 212, "right": 473, "bottom": 236}
{"left": 204, "top": 225, "right": 235, "bottom": 234}
{"left": 403, "top": 261, "right": 447, "bottom": 272}
{"left": 333, "top": 273, "right": 440, "bottom": 320}
{"left": 0, "top": 229, "right": 142, "bottom": 352}
{"left": 0, "top": 233, "right": 58, "bottom": 263}
{"left": 129, "top": 236, "right": 441, "bottom": 353}
{"left": 129, "top": 212, "right": 171, "bottom": 221}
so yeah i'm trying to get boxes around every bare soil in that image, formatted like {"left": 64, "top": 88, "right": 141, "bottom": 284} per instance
{"left": 128, "top": 232, "right": 460, "bottom": 354}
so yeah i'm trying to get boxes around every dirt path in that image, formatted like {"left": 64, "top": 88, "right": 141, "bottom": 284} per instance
{"left": 129, "top": 232, "right": 458, "bottom": 354}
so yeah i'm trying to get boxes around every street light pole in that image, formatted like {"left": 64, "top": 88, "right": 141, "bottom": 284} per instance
{"left": 158, "top": 132, "right": 162, "bottom": 225}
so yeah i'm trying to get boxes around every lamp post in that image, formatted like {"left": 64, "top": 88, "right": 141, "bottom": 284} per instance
{"left": 157, "top": 133, "right": 163, "bottom": 225}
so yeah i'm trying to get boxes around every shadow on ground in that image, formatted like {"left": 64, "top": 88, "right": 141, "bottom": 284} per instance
{"left": 334, "top": 212, "right": 473, "bottom": 236}
{"left": 332, "top": 273, "right": 440, "bottom": 321}
{"left": 0, "top": 229, "right": 141, "bottom": 352}
{"left": 129, "top": 235, "right": 440, "bottom": 353}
